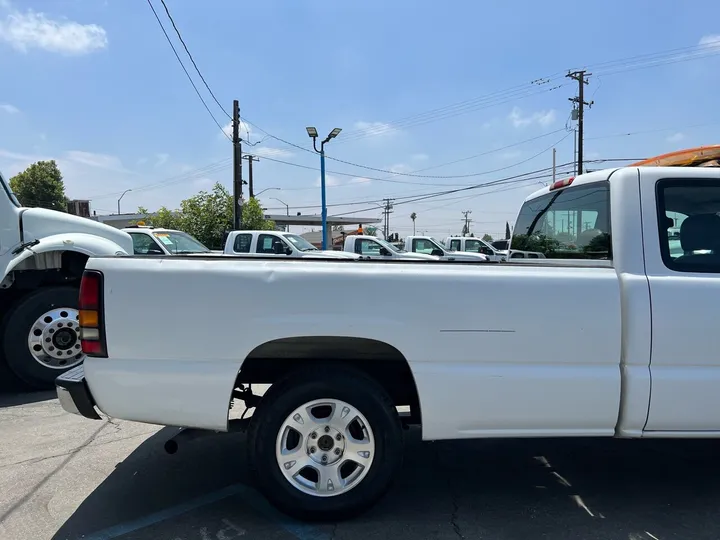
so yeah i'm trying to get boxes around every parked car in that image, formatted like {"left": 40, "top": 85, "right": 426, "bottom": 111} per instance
{"left": 403, "top": 235, "right": 489, "bottom": 262}
{"left": 57, "top": 162, "right": 720, "bottom": 521}
{"left": 224, "top": 230, "right": 360, "bottom": 259}
{"left": 122, "top": 226, "right": 215, "bottom": 255}
{"left": 343, "top": 235, "right": 437, "bottom": 260}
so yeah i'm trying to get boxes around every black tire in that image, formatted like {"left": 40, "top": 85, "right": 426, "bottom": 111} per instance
{"left": 247, "top": 365, "right": 404, "bottom": 521}
{"left": 1, "top": 286, "right": 82, "bottom": 390}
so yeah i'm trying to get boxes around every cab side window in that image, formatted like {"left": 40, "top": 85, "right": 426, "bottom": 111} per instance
{"left": 657, "top": 179, "right": 720, "bottom": 273}
{"left": 450, "top": 239, "right": 461, "bottom": 251}
{"left": 357, "top": 239, "right": 381, "bottom": 255}
{"left": 413, "top": 238, "right": 435, "bottom": 254}
{"left": 233, "top": 233, "right": 252, "bottom": 253}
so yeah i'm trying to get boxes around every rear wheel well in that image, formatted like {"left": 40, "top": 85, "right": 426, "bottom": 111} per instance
{"left": 236, "top": 337, "right": 421, "bottom": 424}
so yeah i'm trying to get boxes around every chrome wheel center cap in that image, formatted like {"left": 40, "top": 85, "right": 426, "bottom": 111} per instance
{"left": 307, "top": 425, "right": 345, "bottom": 466}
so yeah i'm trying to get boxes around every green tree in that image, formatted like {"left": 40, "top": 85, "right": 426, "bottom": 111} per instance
{"left": 135, "top": 183, "right": 274, "bottom": 249}
{"left": 9, "top": 160, "right": 68, "bottom": 211}
{"left": 482, "top": 233, "right": 493, "bottom": 242}
{"left": 364, "top": 226, "right": 377, "bottom": 237}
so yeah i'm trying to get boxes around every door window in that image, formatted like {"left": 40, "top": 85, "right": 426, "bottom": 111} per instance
{"left": 449, "top": 239, "right": 462, "bottom": 251}
{"left": 656, "top": 179, "right": 720, "bottom": 273}
{"left": 356, "top": 239, "right": 383, "bottom": 255}
{"left": 257, "top": 234, "right": 288, "bottom": 254}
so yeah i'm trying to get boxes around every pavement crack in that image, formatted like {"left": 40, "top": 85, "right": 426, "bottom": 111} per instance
{"left": 433, "top": 444, "right": 465, "bottom": 540}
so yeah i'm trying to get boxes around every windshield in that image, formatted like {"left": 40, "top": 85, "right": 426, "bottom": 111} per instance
{"left": 153, "top": 231, "right": 211, "bottom": 254}
{"left": 283, "top": 233, "right": 318, "bottom": 251}
{"left": 377, "top": 238, "right": 403, "bottom": 253}
{"left": 0, "top": 171, "right": 21, "bottom": 207}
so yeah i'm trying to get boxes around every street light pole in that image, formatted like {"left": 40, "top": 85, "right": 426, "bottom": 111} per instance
{"left": 306, "top": 126, "right": 342, "bottom": 250}
{"left": 271, "top": 197, "right": 290, "bottom": 232}
{"left": 255, "top": 187, "right": 280, "bottom": 197}
{"left": 117, "top": 189, "right": 132, "bottom": 215}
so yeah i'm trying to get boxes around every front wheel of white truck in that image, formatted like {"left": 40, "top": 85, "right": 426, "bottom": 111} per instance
{"left": 247, "top": 365, "right": 404, "bottom": 521}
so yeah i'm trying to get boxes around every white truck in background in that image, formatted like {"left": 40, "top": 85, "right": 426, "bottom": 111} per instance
{"left": 343, "top": 235, "right": 438, "bottom": 260}
{"left": 443, "top": 236, "right": 545, "bottom": 261}
{"left": 56, "top": 151, "right": 720, "bottom": 520}
{"left": 223, "top": 230, "right": 360, "bottom": 259}
{"left": 122, "top": 225, "right": 217, "bottom": 255}
{"left": 0, "top": 171, "right": 133, "bottom": 390}
{"left": 403, "top": 235, "right": 489, "bottom": 261}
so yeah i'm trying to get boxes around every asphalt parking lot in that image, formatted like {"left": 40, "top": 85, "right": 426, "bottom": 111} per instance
{"left": 2, "top": 392, "right": 720, "bottom": 540}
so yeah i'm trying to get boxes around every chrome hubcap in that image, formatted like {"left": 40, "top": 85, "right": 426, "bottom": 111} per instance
{"left": 276, "top": 398, "right": 375, "bottom": 497}
{"left": 27, "top": 308, "right": 84, "bottom": 369}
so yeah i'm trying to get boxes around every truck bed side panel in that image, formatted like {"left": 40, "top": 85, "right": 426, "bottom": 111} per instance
{"left": 85, "top": 257, "right": 622, "bottom": 437}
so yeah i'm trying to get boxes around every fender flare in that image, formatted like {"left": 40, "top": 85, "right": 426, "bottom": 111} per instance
{"left": 4, "top": 233, "right": 129, "bottom": 278}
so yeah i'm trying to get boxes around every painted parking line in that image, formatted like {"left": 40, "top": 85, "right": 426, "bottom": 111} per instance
{"left": 82, "top": 482, "right": 330, "bottom": 540}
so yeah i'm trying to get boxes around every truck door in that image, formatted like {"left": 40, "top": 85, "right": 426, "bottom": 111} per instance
{"left": 0, "top": 173, "right": 21, "bottom": 270}
{"left": 643, "top": 173, "right": 720, "bottom": 432}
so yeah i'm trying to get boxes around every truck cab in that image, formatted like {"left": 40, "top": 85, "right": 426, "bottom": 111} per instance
{"left": 224, "top": 230, "right": 360, "bottom": 259}
{"left": 444, "top": 237, "right": 506, "bottom": 261}
{"left": 403, "top": 235, "right": 489, "bottom": 262}
{"left": 343, "top": 235, "right": 438, "bottom": 260}
{"left": 0, "top": 170, "right": 133, "bottom": 389}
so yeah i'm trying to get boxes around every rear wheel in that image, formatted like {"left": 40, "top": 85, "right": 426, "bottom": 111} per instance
{"left": 247, "top": 365, "right": 404, "bottom": 521}
{"left": 1, "top": 286, "right": 84, "bottom": 390}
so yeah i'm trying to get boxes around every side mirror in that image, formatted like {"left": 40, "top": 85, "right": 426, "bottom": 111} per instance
{"left": 431, "top": 248, "right": 444, "bottom": 257}
{"left": 285, "top": 247, "right": 293, "bottom": 256}
{"left": 379, "top": 247, "right": 390, "bottom": 256}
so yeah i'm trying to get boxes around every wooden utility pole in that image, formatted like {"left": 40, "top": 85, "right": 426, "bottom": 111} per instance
{"left": 232, "top": 100, "right": 243, "bottom": 229}
{"left": 461, "top": 210, "right": 472, "bottom": 236}
{"left": 381, "top": 198, "right": 394, "bottom": 239}
{"left": 242, "top": 154, "right": 260, "bottom": 198}
{"left": 567, "top": 70, "right": 592, "bottom": 175}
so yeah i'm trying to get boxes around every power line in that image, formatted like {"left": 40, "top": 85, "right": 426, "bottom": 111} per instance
{"left": 145, "top": 0, "right": 230, "bottom": 141}
{"left": 158, "top": 0, "right": 231, "bottom": 120}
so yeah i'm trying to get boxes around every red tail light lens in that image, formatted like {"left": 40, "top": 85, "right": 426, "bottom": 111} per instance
{"left": 79, "top": 270, "right": 107, "bottom": 358}
{"left": 549, "top": 177, "right": 574, "bottom": 191}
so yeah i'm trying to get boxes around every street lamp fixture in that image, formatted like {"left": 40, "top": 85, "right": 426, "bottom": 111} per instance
{"left": 306, "top": 126, "right": 342, "bottom": 249}
{"left": 270, "top": 197, "right": 289, "bottom": 216}
{"left": 255, "top": 187, "right": 280, "bottom": 197}
{"left": 117, "top": 189, "right": 132, "bottom": 215}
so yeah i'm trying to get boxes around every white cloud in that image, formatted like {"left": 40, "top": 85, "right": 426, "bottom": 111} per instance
{"left": 499, "top": 150, "right": 522, "bottom": 160}
{"left": 0, "top": 7, "right": 107, "bottom": 54}
{"left": 388, "top": 163, "right": 411, "bottom": 174}
{"left": 353, "top": 121, "right": 396, "bottom": 138}
{"left": 667, "top": 132, "right": 685, "bottom": 143}
{"left": 411, "top": 153, "right": 429, "bottom": 161}
{"left": 349, "top": 177, "right": 372, "bottom": 185}
{"left": 508, "top": 107, "right": 556, "bottom": 128}
{"left": 154, "top": 153, "right": 169, "bottom": 167}
{"left": 221, "top": 120, "right": 252, "bottom": 140}
{"left": 699, "top": 35, "right": 720, "bottom": 49}
{"left": 254, "top": 147, "right": 294, "bottom": 159}
{"left": 314, "top": 174, "right": 340, "bottom": 187}
{"left": 65, "top": 150, "right": 129, "bottom": 172}
{"left": 0, "top": 103, "right": 19, "bottom": 114}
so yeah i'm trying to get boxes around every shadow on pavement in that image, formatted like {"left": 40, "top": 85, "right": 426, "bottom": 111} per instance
{"left": 0, "top": 390, "right": 56, "bottom": 408}
{"left": 53, "top": 425, "right": 720, "bottom": 540}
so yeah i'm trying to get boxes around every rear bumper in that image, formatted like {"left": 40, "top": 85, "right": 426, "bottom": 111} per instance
{"left": 55, "top": 365, "right": 102, "bottom": 420}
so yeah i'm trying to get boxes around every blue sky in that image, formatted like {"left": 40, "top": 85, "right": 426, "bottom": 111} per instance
{"left": 1, "top": 0, "right": 719, "bottom": 239}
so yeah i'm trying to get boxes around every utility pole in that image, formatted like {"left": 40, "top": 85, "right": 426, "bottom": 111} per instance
{"left": 552, "top": 147, "right": 557, "bottom": 182}
{"left": 232, "top": 100, "right": 243, "bottom": 229}
{"left": 567, "top": 70, "right": 593, "bottom": 176}
{"left": 242, "top": 154, "right": 259, "bottom": 198}
{"left": 381, "top": 198, "right": 395, "bottom": 239}
{"left": 462, "top": 210, "right": 472, "bottom": 236}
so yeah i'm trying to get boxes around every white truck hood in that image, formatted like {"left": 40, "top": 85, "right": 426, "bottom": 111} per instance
{"left": 447, "top": 251, "right": 488, "bottom": 261}
{"left": 400, "top": 252, "right": 438, "bottom": 260}
{"left": 303, "top": 250, "right": 361, "bottom": 259}
{"left": 21, "top": 208, "right": 133, "bottom": 254}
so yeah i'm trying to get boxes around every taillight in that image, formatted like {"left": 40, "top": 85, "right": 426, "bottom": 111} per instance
{"left": 549, "top": 176, "right": 574, "bottom": 191}
{"left": 79, "top": 270, "right": 107, "bottom": 357}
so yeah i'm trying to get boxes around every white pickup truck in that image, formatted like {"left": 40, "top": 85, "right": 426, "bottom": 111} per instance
{"left": 224, "top": 230, "right": 359, "bottom": 259}
{"left": 343, "top": 235, "right": 437, "bottom": 260}
{"left": 403, "top": 235, "right": 489, "bottom": 261}
{"left": 0, "top": 171, "right": 133, "bottom": 389}
{"left": 56, "top": 163, "right": 720, "bottom": 521}
{"left": 443, "top": 236, "right": 545, "bottom": 261}
{"left": 122, "top": 225, "right": 215, "bottom": 255}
